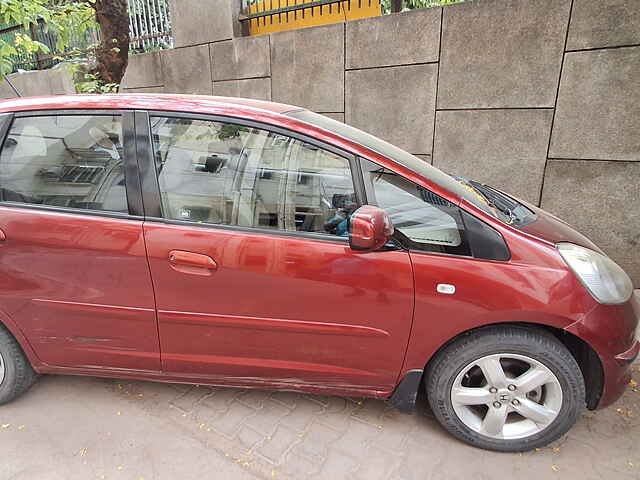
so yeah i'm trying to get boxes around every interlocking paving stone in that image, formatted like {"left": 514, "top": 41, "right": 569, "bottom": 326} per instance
{"left": 352, "top": 445, "right": 402, "bottom": 480}
{"left": 316, "top": 397, "right": 361, "bottom": 432}
{"left": 295, "top": 422, "right": 343, "bottom": 463}
{"left": 236, "top": 425, "right": 265, "bottom": 454}
{"left": 210, "top": 401, "right": 257, "bottom": 439}
{"left": 2, "top": 356, "right": 638, "bottom": 479}
{"left": 313, "top": 451, "right": 359, "bottom": 480}
{"left": 279, "top": 398, "right": 325, "bottom": 432}
{"left": 169, "top": 386, "right": 212, "bottom": 413}
{"left": 244, "top": 401, "right": 291, "bottom": 436}
{"left": 237, "top": 389, "right": 272, "bottom": 410}
{"left": 328, "top": 419, "right": 382, "bottom": 458}
{"left": 256, "top": 425, "right": 300, "bottom": 464}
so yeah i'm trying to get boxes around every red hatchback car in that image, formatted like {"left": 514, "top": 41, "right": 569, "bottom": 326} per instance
{"left": 0, "top": 94, "right": 636, "bottom": 451}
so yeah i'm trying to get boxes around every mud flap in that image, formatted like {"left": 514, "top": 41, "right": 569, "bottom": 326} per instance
{"left": 388, "top": 369, "right": 423, "bottom": 413}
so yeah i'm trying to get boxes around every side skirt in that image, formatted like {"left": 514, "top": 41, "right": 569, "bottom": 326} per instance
{"left": 35, "top": 364, "right": 393, "bottom": 399}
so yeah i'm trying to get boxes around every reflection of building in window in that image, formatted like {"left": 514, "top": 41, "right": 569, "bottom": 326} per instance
{"left": 30, "top": 141, "right": 125, "bottom": 210}
{"left": 152, "top": 117, "right": 355, "bottom": 236}
{"left": 371, "top": 170, "right": 463, "bottom": 248}
{"left": 0, "top": 115, "right": 127, "bottom": 213}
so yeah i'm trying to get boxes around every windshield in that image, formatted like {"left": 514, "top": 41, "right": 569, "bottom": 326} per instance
{"left": 286, "top": 110, "right": 536, "bottom": 226}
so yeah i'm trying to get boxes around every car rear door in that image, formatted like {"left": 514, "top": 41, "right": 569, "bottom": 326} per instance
{"left": 136, "top": 111, "right": 414, "bottom": 394}
{"left": 0, "top": 110, "right": 160, "bottom": 371}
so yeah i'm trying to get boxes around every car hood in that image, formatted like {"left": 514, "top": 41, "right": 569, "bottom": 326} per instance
{"left": 514, "top": 202, "right": 603, "bottom": 254}
{"left": 453, "top": 177, "right": 603, "bottom": 254}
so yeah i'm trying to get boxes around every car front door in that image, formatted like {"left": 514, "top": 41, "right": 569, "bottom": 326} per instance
{"left": 138, "top": 112, "right": 413, "bottom": 394}
{"left": 0, "top": 111, "right": 160, "bottom": 371}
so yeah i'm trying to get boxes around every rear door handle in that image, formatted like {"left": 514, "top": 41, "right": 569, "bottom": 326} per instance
{"left": 168, "top": 250, "right": 217, "bottom": 275}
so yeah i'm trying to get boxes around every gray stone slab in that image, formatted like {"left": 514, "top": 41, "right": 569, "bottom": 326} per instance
{"left": 433, "top": 109, "right": 553, "bottom": 204}
{"left": 270, "top": 23, "right": 344, "bottom": 112}
{"left": 438, "top": 0, "right": 571, "bottom": 108}
{"left": 0, "top": 80, "right": 17, "bottom": 99}
{"left": 121, "top": 52, "right": 163, "bottom": 88}
{"left": 5, "top": 68, "right": 74, "bottom": 97}
{"left": 161, "top": 45, "right": 212, "bottom": 95}
{"left": 346, "top": 8, "right": 440, "bottom": 69}
{"left": 9, "top": 70, "right": 53, "bottom": 97}
{"left": 550, "top": 47, "right": 640, "bottom": 161}
{"left": 346, "top": 63, "right": 437, "bottom": 154}
{"left": 540, "top": 160, "right": 640, "bottom": 285}
{"left": 319, "top": 113, "right": 344, "bottom": 123}
{"left": 213, "top": 78, "right": 271, "bottom": 101}
{"left": 211, "top": 37, "right": 270, "bottom": 81}
{"left": 47, "top": 64, "right": 76, "bottom": 95}
{"left": 169, "top": 0, "right": 233, "bottom": 47}
{"left": 567, "top": 0, "right": 640, "bottom": 50}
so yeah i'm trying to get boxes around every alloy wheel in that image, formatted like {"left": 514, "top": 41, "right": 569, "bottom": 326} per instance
{"left": 451, "top": 353, "right": 563, "bottom": 439}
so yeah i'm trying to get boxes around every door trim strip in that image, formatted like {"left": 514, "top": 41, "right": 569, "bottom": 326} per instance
{"left": 158, "top": 310, "right": 390, "bottom": 338}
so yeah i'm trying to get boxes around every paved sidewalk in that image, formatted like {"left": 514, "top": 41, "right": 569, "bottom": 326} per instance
{"left": 0, "top": 361, "right": 639, "bottom": 480}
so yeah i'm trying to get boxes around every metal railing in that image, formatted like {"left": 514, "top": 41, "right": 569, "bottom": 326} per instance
{"left": 238, "top": 0, "right": 465, "bottom": 30}
{"left": 0, "top": 21, "right": 99, "bottom": 72}
{"left": 128, "top": 0, "right": 173, "bottom": 52}
{"left": 240, "top": 0, "right": 351, "bottom": 23}
{"left": 239, "top": 0, "right": 381, "bottom": 35}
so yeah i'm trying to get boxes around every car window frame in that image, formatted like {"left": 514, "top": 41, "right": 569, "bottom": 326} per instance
{"left": 358, "top": 156, "right": 510, "bottom": 261}
{"left": 359, "top": 156, "right": 477, "bottom": 258}
{"left": 134, "top": 110, "right": 367, "bottom": 245}
{"left": 0, "top": 109, "right": 144, "bottom": 220}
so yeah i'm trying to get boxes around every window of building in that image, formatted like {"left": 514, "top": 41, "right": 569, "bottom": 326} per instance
{"left": 150, "top": 116, "right": 356, "bottom": 237}
{"left": 0, "top": 115, "right": 128, "bottom": 214}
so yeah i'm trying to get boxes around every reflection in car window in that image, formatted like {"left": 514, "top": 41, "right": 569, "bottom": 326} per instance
{"left": 150, "top": 117, "right": 356, "bottom": 237}
{"left": 0, "top": 115, "right": 128, "bottom": 213}
{"left": 364, "top": 160, "right": 471, "bottom": 256}
{"left": 287, "top": 109, "right": 501, "bottom": 219}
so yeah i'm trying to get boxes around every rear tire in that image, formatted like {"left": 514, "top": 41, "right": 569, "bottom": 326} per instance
{"left": 425, "top": 325, "right": 585, "bottom": 452}
{"left": 0, "top": 325, "right": 38, "bottom": 405}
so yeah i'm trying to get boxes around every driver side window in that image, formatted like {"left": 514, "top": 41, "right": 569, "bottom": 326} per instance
{"left": 362, "top": 158, "right": 472, "bottom": 256}
{"left": 150, "top": 116, "right": 356, "bottom": 237}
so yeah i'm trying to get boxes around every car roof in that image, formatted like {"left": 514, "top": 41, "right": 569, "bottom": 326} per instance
{"left": 0, "top": 93, "right": 301, "bottom": 116}
{"left": 0, "top": 93, "right": 475, "bottom": 210}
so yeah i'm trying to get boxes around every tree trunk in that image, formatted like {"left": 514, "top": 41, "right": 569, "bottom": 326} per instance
{"left": 92, "top": 0, "right": 129, "bottom": 85}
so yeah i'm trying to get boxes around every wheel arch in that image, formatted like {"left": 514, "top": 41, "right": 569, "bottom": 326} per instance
{"left": 0, "top": 311, "right": 42, "bottom": 370}
{"left": 423, "top": 322, "right": 603, "bottom": 410}
{"left": 391, "top": 321, "right": 604, "bottom": 413}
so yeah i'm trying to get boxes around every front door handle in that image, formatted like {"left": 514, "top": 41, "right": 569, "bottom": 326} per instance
{"left": 168, "top": 250, "right": 217, "bottom": 275}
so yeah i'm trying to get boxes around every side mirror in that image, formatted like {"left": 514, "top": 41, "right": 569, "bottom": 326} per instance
{"left": 349, "top": 205, "right": 394, "bottom": 252}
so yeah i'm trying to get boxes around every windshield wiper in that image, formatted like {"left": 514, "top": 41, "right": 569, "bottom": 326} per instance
{"left": 452, "top": 176, "right": 519, "bottom": 224}
{"left": 469, "top": 182, "right": 520, "bottom": 224}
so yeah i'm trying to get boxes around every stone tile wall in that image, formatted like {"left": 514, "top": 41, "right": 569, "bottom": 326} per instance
{"left": 111, "top": 0, "right": 640, "bottom": 283}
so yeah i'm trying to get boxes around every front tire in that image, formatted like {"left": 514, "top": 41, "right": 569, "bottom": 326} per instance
{"left": 425, "top": 326, "right": 585, "bottom": 452}
{"left": 0, "top": 325, "right": 38, "bottom": 405}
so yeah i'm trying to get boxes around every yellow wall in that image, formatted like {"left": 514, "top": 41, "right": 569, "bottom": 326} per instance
{"left": 247, "top": 0, "right": 381, "bottom": 35}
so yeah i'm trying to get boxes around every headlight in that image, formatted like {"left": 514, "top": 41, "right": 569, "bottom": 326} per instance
{"left": 557, "top": 243, "right": 633, "bottom": 305}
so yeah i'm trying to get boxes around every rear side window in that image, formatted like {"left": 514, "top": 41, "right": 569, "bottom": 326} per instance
{"left": 0, "top": 115, "right": 128, "bottom": 214}
{"left": 149, "top": 116, "right": 356, "bottom": 237}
